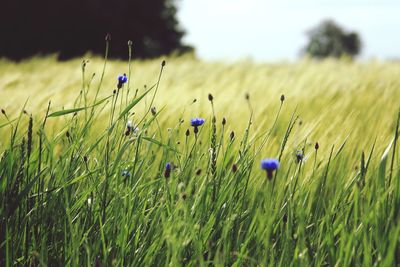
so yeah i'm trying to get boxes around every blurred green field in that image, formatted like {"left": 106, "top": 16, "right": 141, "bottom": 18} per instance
{"left": 0, "top": 55, "right": 399, "bottom": 266}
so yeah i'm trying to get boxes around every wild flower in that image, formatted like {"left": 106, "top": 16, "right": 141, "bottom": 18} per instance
{"left": 125, "top": 120, "right": 139, "bottom": 136}
{"left": 122, "top": 170, "right": 131, "bottom": 178}
{"left": 190, "top": 118, "right": 205, "bottom": 134}
{"left": 117, "top": 73, "right": 128, "bottom": 89}
{"left": 295, "top": 150, "right": 304, "bottom": 163}
{"left": 261, "top": 158, "right": 280, "bottom": 180}
{"left": 164, "top": 162, "right": 171, "bottom": 178}
{"left": 190, "top": 118, "right": 205, "bottom": 127}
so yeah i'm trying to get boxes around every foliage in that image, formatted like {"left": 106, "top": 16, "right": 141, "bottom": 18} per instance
{"left": 0, "top": 0, "right": 192, "bottom": 60}
{"left": 0, "top": 47, "right": 400, "bottom": 266}
{"left": 304, "top": 20, "right": 362, "bottom": 59}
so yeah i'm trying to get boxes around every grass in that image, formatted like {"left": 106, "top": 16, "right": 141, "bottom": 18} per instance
{"left": 0, "top": 49, "right": 400, "bottom": 266}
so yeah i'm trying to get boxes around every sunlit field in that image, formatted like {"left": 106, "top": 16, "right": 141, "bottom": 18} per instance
{"left": 0, "top": 53, "right": 399, "bottom": 266}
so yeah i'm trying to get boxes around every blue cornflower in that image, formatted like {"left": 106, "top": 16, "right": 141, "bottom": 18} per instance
{"left": 190, "top": 118, "right": 205, "bottom": 134}
{"left": 261, "top": 158, "right": 280, "bottom": 179}
{"left": 166, "top": 162, "right": 171, "bottom": 171}
{"left": 190, "top": 118, "right": 205, "bottom": 127}
{"left": 295, "top": 150, "right": 304, "bottom": 163}
{"left": 164, "top": 162, "right": 172, "bottom": 178}
{"left": 117, "top": 73, "right": 128, "bottom": 89}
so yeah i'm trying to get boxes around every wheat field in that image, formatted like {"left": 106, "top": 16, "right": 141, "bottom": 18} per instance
{"left": 0, "top": 54, "right": 399, "bottom": 266}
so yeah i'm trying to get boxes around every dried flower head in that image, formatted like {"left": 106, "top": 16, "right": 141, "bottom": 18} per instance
{"left": 222, "top": 117, "right": 226, "bottom": 126}
{"left": 151, "top": 107, "right": 157, "bottom": 116}
{"left": 232, "top": 164, "right": 238, "bottom": 173}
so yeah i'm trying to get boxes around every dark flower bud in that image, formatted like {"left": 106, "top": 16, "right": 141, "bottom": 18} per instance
{"left": 245, "top": 93, "right": 250, "bottom": 100}
{"left": 164, "top": 162, "right": 171, "bottom": 178}
{"left": 194, "top": 126, "right": 199, "bottom": 134}
{"left": 151, "top": 107, "right": 157, "bottom": 116}
{"left": 66, "top": 131, "right": 70, "bottom": 138}
{"left": 208, "top": 93, "right": 213, "bottom": 101}
{"left": 232, "top": 164, "right": 238, "bottom": 173}
{"left": 230, "top": 131, "right": 235, "bottom": 141}
{"left": 181, "top": 193, "right": 187, "bottom": 200}
{"left": 185, "top": 129, "right": 190, "bottom": 137}
{"left": 1, "top": 109, "right": 5, "bottom": 115}
{"left": 315, "top": 142, "right": 319, "bottom": 150}
{"left": 222, "top": 117, "right": 226, "bottom": 126}
{"left": 161, "top": 60, "right": 166, "bottom": 67}
{"left": 83, "top": 156, "right": 88, "bottom": 162}
{"left": 193, "top": 99, "right": 197, "bottom": 103}
{"left": 113, "top": 89, "right": 117, "bottom": 94}
{"left": 280, "top": 94, "right": 285, "bottom": 102}
{"left": 196, "top": 169, "right": 202, "bottom": 176}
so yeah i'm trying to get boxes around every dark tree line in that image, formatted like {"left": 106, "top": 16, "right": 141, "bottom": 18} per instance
{"left": 0, "top": 0, "right": 192, "bottom": 60}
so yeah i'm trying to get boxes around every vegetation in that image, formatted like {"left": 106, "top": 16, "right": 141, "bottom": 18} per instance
{"left": 0, "top": 0, "right": 191, "bottom": 60}
{"left": 304, "top": 20, "right": 362, "bottom": 59}
{"left": 0, "top": 49, "right": 399, "bottom": 266}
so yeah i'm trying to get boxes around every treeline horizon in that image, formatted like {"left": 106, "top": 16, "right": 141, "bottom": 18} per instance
{"left": 0, "top": 0, "right": 192, "bottom": 60}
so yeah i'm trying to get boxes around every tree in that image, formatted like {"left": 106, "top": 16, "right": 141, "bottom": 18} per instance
{"left": 0, "top": 0, "right": 192, "bottom": 60}
{"left": 303, "top": 20, "right": 362, "bottom": 59}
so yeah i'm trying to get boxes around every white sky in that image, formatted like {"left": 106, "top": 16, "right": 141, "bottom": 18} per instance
{"left": 177, "top": 0, "right": 400, "bottom": 61}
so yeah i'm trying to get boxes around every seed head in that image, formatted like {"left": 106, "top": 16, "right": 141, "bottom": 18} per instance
{"left": 151, "top": 107, "right": 157, "bottom": 116}
{"left": 232, "top": 164, "right": 238, "bottom": 173}
{"left": 196, "top": 169, "right": 202, "bottom": 176}
{"left": 230, "top": 131, "right": 235, "bottom": 141}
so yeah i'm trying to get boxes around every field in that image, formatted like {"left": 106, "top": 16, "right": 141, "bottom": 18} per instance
{"left": 0, "top": 53, "right": 400, "bottom": 266}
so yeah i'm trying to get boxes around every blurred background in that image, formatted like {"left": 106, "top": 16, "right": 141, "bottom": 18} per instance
{"left": 0, "top": 0, "right": 399, "bottom": 61}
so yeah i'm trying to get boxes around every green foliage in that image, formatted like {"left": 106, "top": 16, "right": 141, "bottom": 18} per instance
{"left": 304, "top": 20, "right": 362, "bottom": 59}
{"left": 0, "top": 53, "right": 400, "bottom": 266}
